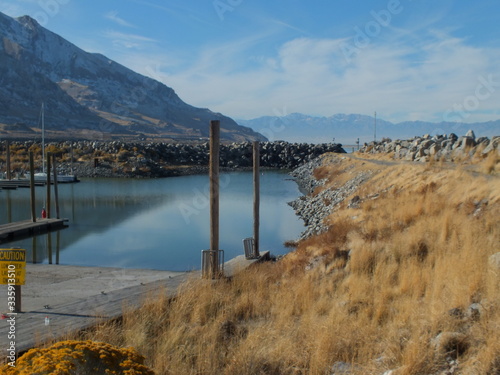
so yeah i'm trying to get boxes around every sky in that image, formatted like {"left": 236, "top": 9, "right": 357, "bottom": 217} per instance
{"left": 1, "top": 0, "right": 500, "bottom": 124}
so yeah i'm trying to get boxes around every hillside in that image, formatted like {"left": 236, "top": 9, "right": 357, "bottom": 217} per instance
{"left": 238, "top": 113, "right": 500, "bottom": 145}
{"left": 0, "top": 12, "right": 264, "bottom": 142}
{"left": 47, "top": 147, "right": 498, "bottom": 374}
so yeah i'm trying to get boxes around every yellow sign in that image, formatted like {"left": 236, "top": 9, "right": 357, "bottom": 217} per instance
{"left": 0, "top": 249, "right": 26, "bottom": 285}
{"left": 0, "top": 249, "right": 26, "bottom": 262}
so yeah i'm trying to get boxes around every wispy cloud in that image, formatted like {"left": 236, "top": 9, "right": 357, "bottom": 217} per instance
{"left": 267, "top": 18, "right": 311, "bottom": 37}
{"left": 129, "top": 0, "right": 202, "bottom": 22}
{"left": 142, "top": 28, "right": 500, "bottom": 123}
{"left": 105, "top": 30, "right": 157, "bottom": 49}
{"left": 0, "top": 0, "right": 31, "bottom": 17}
{"left": 77, "top": 1, "right": 499, "bottom": 124}
{"left": 129, "top": 0, "right": 180, "bottom": 16}
{"left": 105, "top": 11, "right": 136, "bottom": 28}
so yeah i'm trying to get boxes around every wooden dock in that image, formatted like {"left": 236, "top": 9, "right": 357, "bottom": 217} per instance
{"left": 0, "top": 219, "right": 68, "bottom": 244}
{"left": 0, "top": 252, "right": 269, "bottom": 354}
{"left": 0, "top": 180, "right": 45, "bottom": 190}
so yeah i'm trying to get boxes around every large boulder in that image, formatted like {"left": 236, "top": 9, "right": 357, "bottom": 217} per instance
{"left": 462, "top": 136, "right": 476, "bottom": 149}
{"left": 465, "top": 129, "right": 476, "bottom": 140}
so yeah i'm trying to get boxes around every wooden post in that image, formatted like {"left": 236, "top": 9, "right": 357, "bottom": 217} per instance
{"left": 46, "top": 152, "right": 51, "bottom": 218}
{"left": 47, "top": 232, "right": 53, "bottom": 265}
{"left": 52, "top": 154, "right": 60, "bottom": 219}
{"left": 29, "top": 151, "right": 36, "bottom": 223}
{"left": 6, "top": 190, "right": 12, "bottom": 223}
{"left": 253, "top": 141, "right": 260, "bottom": 258}
{"left": 14, "top": 285, "right": 21, "bottom": 313}
{"left": 209, "top": 120, "right": 220, "bottom": 278}
{"left": 32, "top": 236, "right": 37, "bottom": 263}
{"left": 56, "top": 230, "right": 60, "bottom": 265}
{"left": 6, "top": 140, "right": 11, "bottom": 180}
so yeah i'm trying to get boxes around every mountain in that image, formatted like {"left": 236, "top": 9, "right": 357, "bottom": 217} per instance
{"left": 0, "top": 12, "right": 265, "bottom": 142}
{"left": 238, "top": 113, "right": 500, "bottom": 145}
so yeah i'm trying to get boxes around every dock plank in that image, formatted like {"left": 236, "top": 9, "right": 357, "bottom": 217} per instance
{"left": 0, "top": 219, "right": 68, "bottom": 244}
{"left": 0, "top": 180, "right": 45, "bottom": 189}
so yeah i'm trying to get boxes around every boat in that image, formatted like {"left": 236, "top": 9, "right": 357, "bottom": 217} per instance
{"left": 33, "top": 172, "right": 79, "bottom": 183}
{"left": 32, "top": 103, "right": 79, "bottom": 183}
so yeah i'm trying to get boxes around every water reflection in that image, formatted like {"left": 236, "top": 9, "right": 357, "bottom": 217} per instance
{"left": 1, "top": 172, "right": 304, "bottom": 271}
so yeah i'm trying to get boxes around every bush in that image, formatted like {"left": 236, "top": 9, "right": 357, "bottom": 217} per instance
{"left": 0, "top": 340, "right": 155, "bottom": 375}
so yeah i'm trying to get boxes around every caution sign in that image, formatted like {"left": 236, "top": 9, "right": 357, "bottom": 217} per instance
{"left": 0, "top": 249, "right": 26, "bottom": 285}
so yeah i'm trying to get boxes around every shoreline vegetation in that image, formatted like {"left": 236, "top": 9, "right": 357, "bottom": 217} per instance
{"left": 1, "top": 133, "right": 499, "bottom": 374}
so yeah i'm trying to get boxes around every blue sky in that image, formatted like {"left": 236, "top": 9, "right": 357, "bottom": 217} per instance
{"left": 1, "top": 0, "right": 499, "bottom": 123}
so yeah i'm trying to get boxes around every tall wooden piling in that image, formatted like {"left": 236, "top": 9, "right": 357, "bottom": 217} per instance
{"left": 47, "top": 232, "right": 53, "bottom": 265}
{"left": 56, "top": 230, "right": 61, "bottom": 265}
{"left": 6, "top": 140, "right": 11, "bottom": 180}
{"left": 253, "top": 141, "right": 260, "bottom": 257}
{"left": 209, "top": 120, "right": 220, "bottom": 278}
{"left": 29, "top": 151, "right": 36, "bottom": 223}
{"left": 52, "top": 154, "right": 60, "bottom": 219}
{"left": 46, "top": 152, "right": 51, "bottom": 218}
{"left": 32, "top": 236, "right": 37, "bottom": 263}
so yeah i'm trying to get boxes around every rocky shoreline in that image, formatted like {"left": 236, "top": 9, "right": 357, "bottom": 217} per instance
{"left": 358, "top": 131, "right": 499, "bottom": 161}
{"left": 288, "top": 155, "right": 373, "bottom": 240}
{"left": 2, "top": 140, "right": 345, "bottom": 179}
{"left": 287, "top": 131, "right": 499, "bottom": 241}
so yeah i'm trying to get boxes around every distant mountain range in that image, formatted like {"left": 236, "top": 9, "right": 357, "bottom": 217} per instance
{"left": 238, "top": 113, "right": 500, "bottom": 145}
{"left": 0, "top": 12, "right": 265, "bottom": 142}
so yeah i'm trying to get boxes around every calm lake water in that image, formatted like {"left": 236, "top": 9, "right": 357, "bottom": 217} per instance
{"left": 0, "top": 171, "right": 304, "bottom": 271}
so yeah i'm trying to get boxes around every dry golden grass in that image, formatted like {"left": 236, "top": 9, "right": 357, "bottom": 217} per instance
{"left": 482, "top": 150, "right": 500, "bottom": 175}
{"left": 74, "top": 153, "right": 499, "bottom": 375}
{"left": 312, "top": 154, "right": 378, "bottom": 195}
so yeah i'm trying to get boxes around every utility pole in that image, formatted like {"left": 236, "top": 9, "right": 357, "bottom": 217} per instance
{"left": 374, "top": 111, "right": 377, "bottom": 142}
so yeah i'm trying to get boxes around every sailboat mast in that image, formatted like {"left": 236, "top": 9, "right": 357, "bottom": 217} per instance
{"left": 41, "top": 103, "right": 45, "bottom": 174}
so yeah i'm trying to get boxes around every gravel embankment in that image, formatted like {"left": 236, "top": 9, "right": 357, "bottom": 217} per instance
{"left": 289, "top": 155, "right": 373, "bottom": 239}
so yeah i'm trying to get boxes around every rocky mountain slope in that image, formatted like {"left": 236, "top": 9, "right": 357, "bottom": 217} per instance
{"left": 238, "top": 113, "right": 500, "bottom": 144}
{"left": 0, "top": 12, "right": 264, "bottom": 142}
